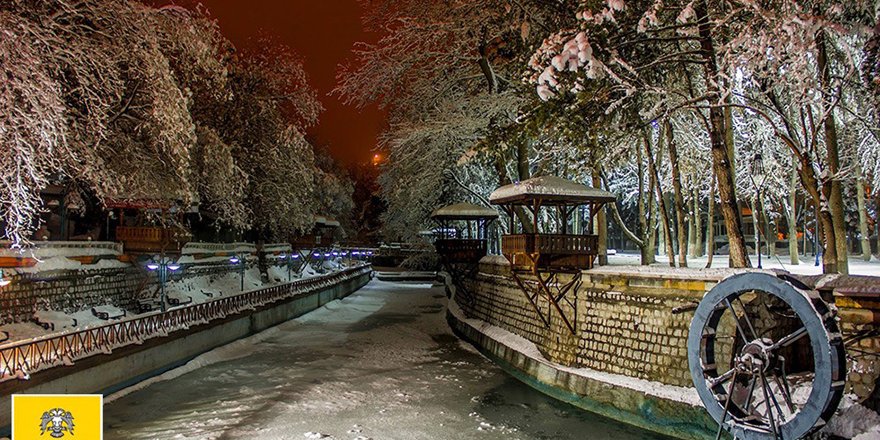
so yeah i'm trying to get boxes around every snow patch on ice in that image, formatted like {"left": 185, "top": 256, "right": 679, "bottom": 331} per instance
{"left": 105, "top": 326, "right": 283, "bottom": 403}
{"left": 822, "top": 395, "right": 880, "bottom": 439}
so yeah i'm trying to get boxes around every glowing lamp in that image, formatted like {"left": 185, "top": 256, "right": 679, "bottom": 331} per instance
{"left": 229, "top": 256, "right": 241, "bottom": 264}
{"left": 146, "top": 262, "right": 160, "bottom": 271}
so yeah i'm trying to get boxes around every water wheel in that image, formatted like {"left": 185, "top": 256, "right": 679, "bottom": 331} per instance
{"left": 688, "top": 272, "right": 846, "bottom": 439}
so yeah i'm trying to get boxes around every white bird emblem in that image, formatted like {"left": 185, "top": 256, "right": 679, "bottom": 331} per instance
{"left": 40, "top": 408, "right": 74, "bottom": 438}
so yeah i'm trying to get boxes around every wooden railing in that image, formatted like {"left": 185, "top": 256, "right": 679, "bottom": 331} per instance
{"left": 291, "top": 236, "right": 320, "bottom": 249}
{"left": 116, "top": 227, "right": 167, "bottom": 242}
{"left": 0, "top": 265, "right": 371, "bottom": 382}
{"left": 502, "top": 234, "right": 598, "bottom": 255}
{"left": 435, "top": 239, "right": 487, "bottom": 263}
{"left": 116, "top": 226, "right": 190, "bottom": 253}
{"left": 435, "top": 239, "right": 486, "bottom": 254}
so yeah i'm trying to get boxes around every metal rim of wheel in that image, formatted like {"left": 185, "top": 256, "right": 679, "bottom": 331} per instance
{"left": 687, "top": 272, "right": 846, "bottom": 440}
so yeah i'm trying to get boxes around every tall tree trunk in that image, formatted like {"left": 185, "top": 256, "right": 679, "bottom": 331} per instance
{"left": 637, "top": 145, "right": 651, "bottom": 265}
{"left": 494, "top": 152, "right": 533, "bottom": 233}
{"left": 666, "top": 120, "right": 688, "bottom": 267}
{"left": 593, "top": 170, "right": 608, "bottom": 265}
{"left": 752, "top": 197, "right": 760, "bottom": 260}
{"left": 763, "top": 197, "right": 776, "bottom": 258}
{"left": 691, "top": 183, "right": 702, "bottom": 257}
{"left": 645, "top": 131, "right": 676, "bottom": 267}
{"left": 706, "top": 175, "right": 716, "bottom": 268}
{"left": 788, "top": 165, "right": 800, "bottom": 265}
{"left": 517, "top": 139, "right": 531, "bottom": 182}
{"left": 857, "top": 162, "right": 872, "bottom": 261}
{"left": 876, "top": 193, "right": 880, "bottom": 257}
{"left": 816, "top": 29, "right": 849, "bottom": 274}
{"left": 694, "top": 0, "right": 751, "bottom": 268}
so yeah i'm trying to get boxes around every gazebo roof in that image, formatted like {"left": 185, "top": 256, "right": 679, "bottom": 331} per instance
{"left": 430, "top": 203, "right": 499, "bottom": 220}
{"left": 489, "top": 176, "right": 616, "bottom": 206}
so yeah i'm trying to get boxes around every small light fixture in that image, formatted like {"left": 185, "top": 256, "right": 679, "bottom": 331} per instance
{"left": 751, "top": 153, "right": 765, "bottom": 184}
{"left": 167, "top": 263, "right": 181, "bottom": 271}
{"left": 279, "top": 253, "right": 287, "bottom": 259}
{"left": 292, "top": 254, "right": 300, "bottom": 259}
{"left": 146, "top": 262, "right": 160, "bottom": 271}
{"left": 229, "top": 256, "right": 241, "bottom": 264}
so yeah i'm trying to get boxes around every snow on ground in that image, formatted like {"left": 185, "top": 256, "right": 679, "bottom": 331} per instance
{"left": 607, "top": 252, "right": 880, "bottom": 276}
{"left": 823, "top": 394, "right": 880, "bottom": 439}
{"left": 104, "top": 280, "right": 665, "bottom": 440}
{"left": 0, "top": 263, "right": 334, "bottom": 344}
{"left": 15, "top": 255, "right": 129, "bottom": 273}
{"left": 0, "top": 242, "right": 122, "bottom": 258}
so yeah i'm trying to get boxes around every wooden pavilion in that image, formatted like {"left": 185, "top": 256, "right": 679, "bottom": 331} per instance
{"left": 430, "top": 203, "right": 498, "bottom": 303}
{"left": 105, "top": 198, "right": 191, "bottom": 255}
{"left": 431, "top": 203, "right": 499, "bottom": 264}
{"left": 489, "top": 176, "right": 615, "bottom": 334}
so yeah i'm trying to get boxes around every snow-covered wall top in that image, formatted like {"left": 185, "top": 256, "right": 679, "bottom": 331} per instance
{"left": 0, "top": 241, "right": 123, "bottom": 258}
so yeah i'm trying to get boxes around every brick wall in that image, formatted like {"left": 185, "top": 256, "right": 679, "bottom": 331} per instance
{"left": 458, "top": 258, "right": 880, "bottom": 400}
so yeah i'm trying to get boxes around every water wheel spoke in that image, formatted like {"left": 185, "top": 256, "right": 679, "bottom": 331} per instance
{"left": 709, "top": 368, "right": 736, "bottom": 388}
{"left": 769, "top": 326, "right": 807, "bottom": 351}
{"left": 773, "top": 374, "right": 796, "bottom": 415}
{"left": 724, "top": 299, "right": 755, "bottom": 345}
{"left": 715, "top": 369, "right": 740, "bottom": 440}
{"left": 759, "top": 370, "right": 783, "bottom": 438}
{"left": 743, "top": 376, "right": 758, "bottom": 415}
{"left": 735, "top": 297, "right": 759, "bottom": 341}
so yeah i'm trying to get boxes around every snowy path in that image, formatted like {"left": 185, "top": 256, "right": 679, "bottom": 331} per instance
{"left": 104, "top": 280, "right": 666, "bottom": 440}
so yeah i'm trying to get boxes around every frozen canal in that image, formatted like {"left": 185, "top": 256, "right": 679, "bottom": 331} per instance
{"left": 105, "top": 279, "right": 667, "bottom": 440}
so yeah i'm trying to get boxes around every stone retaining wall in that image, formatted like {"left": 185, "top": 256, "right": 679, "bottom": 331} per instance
{"left": 453, "top": 257, "right": 880, "bottom": 437}
{"left": 462, "top": 259, "right": 716, "bottom": 388}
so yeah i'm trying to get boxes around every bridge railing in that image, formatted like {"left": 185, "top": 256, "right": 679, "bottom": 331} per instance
{"left": 0, "top": 265, "right": 372, "bottom": 382}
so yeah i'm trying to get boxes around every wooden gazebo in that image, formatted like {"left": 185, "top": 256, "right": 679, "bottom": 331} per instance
{"left": 431, "top": 203, "right": 498, "bottom": 264}
{"left": 106, "top": 198, "right": 191, "bottom": 255}
{"left": 489, "top": 176, "right": 615, "bottom": 334}
{"left": 290, "top": 215, "right": 341, "bottom": 272}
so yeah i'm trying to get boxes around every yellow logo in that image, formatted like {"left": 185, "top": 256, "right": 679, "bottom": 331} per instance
{"left": 12, "top": 394, "right": 102, "bottom": 439}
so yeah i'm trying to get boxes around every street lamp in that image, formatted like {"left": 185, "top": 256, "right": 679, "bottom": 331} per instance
{"left": 278, "top": 253, "right": 301, "bottom": 281}
{"left": 750, "top": 153, "right": 767, "bottom": 269}
{"left": 230, "top": 254, "right": 246, "bottom": 291}
{"left": 146, "top": 256, "right": 182, "bottom": 312}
